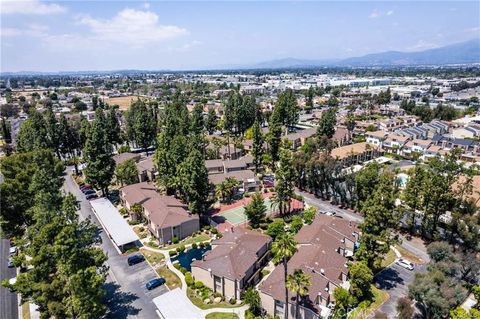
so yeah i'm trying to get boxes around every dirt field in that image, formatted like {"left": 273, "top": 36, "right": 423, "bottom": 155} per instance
{"left": 106, "top": 96, "right": 148, "bottom": 110}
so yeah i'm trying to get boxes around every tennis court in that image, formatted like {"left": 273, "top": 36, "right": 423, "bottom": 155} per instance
{"left": 218, "top": 198, "right": 274, "bottom": 226}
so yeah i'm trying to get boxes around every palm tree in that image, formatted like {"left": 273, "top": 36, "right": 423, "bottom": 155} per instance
{"left": 272, "top": 233, "right": 298, "bottom": 319}
{"left": 286, "top": 269, "right": 311, "bottom": 319}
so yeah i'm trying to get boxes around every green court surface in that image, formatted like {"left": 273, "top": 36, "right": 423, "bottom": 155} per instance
{"left": 219, "top": 198, "right": 274, "bottom": 225}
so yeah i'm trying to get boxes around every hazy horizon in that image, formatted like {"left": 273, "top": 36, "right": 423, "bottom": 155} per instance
{"left": 1, "top": 0, "right": 479, "bottom": 72}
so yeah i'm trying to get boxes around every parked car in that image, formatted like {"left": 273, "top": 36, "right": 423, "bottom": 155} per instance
{"left": 127, "top": 254, "right": 145, "bottom": 266}
{"left": 396, "top": 258, "right": 414, "bottom": 270}
{"left": 7, "top": 258, "right": 14, "bottom": 268}
{"left": 9, "top": 246, "right": 17, "bottom": 256}
{"left": 263, "top": 180, "right": 274, "bottom": 188}
{"left": 80, "top": 186, "right": 92, "bottom": 192}
{"left": 83, "top": 189, "right": 96, "bottom": 195}
{"left": 86, "top": 194, "right": 98, "bottom": 200}
{"left": 325, "top": 212, "right": 336, "bottom": 217}
{"left": 146, "top": 277, "right": 166, "bottom": 290}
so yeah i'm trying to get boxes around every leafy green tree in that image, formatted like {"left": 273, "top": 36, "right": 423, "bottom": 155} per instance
{"left": 286, "top": 269, "right": 311, "bottom": 319}
{"left": 349, "top": 261, "right": 373, "bottom": 301}
{"left": 273, "top": 89, "right": 299, "bottom": 131}
{"left": 126, "top": 99, "right": 156, "bottom": 155}
{"left": 44, "top": 106, "right": 61, "bottom": 158}
{"left": 345, "top": 112, "right": 356, "bottom": 139}
{"left": 244, "top": 192, "right": 267, "bottom": 228}
{"left": 267, "top": 219, "right": 286, "bottom": 239}
{"left": 402, "top": 165, "right": 426, "bottom": 234}
{"left": 271, "top": 233, "right": 297, "bottom": 319}
{"left": 205, "top": 108, "right": 218, "bottom": 134}
{"left": 317, "top": 107, "right": 337, "bottom": 138}
{"left": 130, "top": 203, "right": 143, "bottom": 221}
{"left": 78, "top": 116, "right": 90, "bottom": 149}
{"left": 83, "top": 109, "right": 115, "bottom": 196}
{"left": 302, "top": 207, "right": 316, "bottom": 225}
{"left": 267, "top": 119, "right": 282, "bottom": 165}
{"left": 242, "top": 287, "right": 261, "bottom": 315}
{"left": 115, "top": 158, "right": 139, "bottom": 186}
{"left": 252, "top": 119, "right": 264, "bottom": 173}
{"left": 16, "top": 110, "right": 49, "bottom": 152}
{"left": 289, "top": 216, "right": 304, "bottom": 234}
{"left": 356, "top": 172, "right": 400, "bottom": 268}
{"left": 396, "top": 297, "right": 414, "bottom": 319}
{"left": 354, "top": 161, "right": 381, "bottom": 211}
{"left": 1, "top": 117, "right": 11, "bottom": 143}
{"left": 178, "top": 148, "right": 211, "bottom": 214}
{"left": 333, "top": 287, "right": 356, "bottom": 314}
{"left": 305, "top": 87, "right": 314, "bottom": 109}
{"left": 215, "top": 177, "right": 238, "bottom": 204}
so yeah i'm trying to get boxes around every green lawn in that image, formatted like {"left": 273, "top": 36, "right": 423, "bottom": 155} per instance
{"left": 157, "top": 267, "right": 182, "bottom": 290}
{"left": 187, "top": 287, "right": 243, "bottom": 310}
{"left": 395, "top": 245, "right": 424, "bottom": 264}
{"left": 376, "top": 248, "right": 396, "bottom": 273}
{"left": 206, "top": 312, "right": 239, "bottom": 319}
{"left": 347, "top": 286, "right": 389, "bottom": 319}
{"left": 163, "top": 234, "right": 211, "bottom": 250}
{"left": 140, "top": 248, "right": 164, "bottom": 267}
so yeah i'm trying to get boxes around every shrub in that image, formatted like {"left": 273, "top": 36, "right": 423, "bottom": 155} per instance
{"left": 185, "top": 272, "right": 194, "bottom": 286}
{"left": 192, "top": 243, "right": 198, "bottom": 249}
{"left": 169, "top": 250, "right": 177, "bottom": 257}
{"left": 199, "top": 242, "right": 205, "bottom": 248}
{"left": 229, "top": 298, "right": 237, "bottom": 305}
{"left": 128, "top": 219, "right": 141, "bottom": 225}
{"left": 180, "top": 267, "right": 188, "bottom": 274}
{"left": 194, "top": 281, "right": 204, "bottom": 289}
{"left": 202, "top": 225, "right": 211, "bottom": 231}
{"left": 138, "top": 226, "right": 145, "bottom": 232}
{"left": 147, "top": 241, "right": 159, "bottom": 248}
{"left": 177, "top": 245, "right": 186, "bottom": 253}
{"left": 173, "top": 263, "right": 181, "bottom": 270}
{"left": 119, "top": 207, "right": 128, "bottom": 216}
{"left": 214, "top": 292, "right": 222, "bottom": 298}
{"left": 172, "top": 236, "right": 179, "bottom": 244}
{"left": 211, "top": 228, "right": 218, "bottom": 234}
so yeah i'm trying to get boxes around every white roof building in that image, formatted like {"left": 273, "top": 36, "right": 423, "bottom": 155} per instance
{"left": 90, "top": 198, "right": 139, "bottom": 252}
{"left": 152, "top": 288, "right": 204, "bottom": 319}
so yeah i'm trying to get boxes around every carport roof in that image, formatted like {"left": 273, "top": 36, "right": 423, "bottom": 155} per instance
{"left": 152, "top": 288, "right": 203, "bottom": 319}
{"left": 90, "top": 198, "right": 139, "bottom": 247}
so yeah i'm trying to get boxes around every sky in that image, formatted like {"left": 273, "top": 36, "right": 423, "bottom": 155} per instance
{"left": 1, "top": 0, "right": 479, "bottom": 72}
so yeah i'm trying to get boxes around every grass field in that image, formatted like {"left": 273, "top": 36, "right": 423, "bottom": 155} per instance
{"left": 140, "top": 248, "right": 164, "bottom": 267}
{"left": 205, "top": 313, "right": 239, "bottom": 319}
{"left": 187, "top": 287, "right": 243, "bottom": 310}
{"left": 106, "top": 96, "right": 146, "bottom": 110}
{"left": 163, "top": 233, "right": 211, "bottom": 250}
{"left": 156, "top": 266, "right": 182, "bottom": 290}
{"left": 396, "top": 245, "right": 424, "bottom": 264}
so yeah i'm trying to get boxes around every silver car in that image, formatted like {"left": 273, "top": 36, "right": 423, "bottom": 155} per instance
{"left": 396, "top": 258, "right": 414, "bottom": 270}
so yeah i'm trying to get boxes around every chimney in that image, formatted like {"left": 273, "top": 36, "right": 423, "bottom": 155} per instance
{"left": 231, "top": 226, "right": 234, "bottom": 233}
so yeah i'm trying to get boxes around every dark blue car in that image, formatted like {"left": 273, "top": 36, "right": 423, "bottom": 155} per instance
{"left": 146, "top": 277, "right": 166, "bottom": 290}
{"left": 127, "top": 254, "right": 145, "bottom": 266}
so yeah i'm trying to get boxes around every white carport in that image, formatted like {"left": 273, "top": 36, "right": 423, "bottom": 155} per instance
{"left": 152, "top": 288, "right": 203, "bottom": 319}
{"left": 90, "top": 198, "right": 139, "bottom": 253}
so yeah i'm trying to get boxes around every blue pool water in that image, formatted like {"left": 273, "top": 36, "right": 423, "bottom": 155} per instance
{"left": 171, "top": 246, "right": 212, "bottom": 271}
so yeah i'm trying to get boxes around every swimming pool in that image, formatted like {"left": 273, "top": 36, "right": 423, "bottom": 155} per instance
{"left": 171, "top": 246, "right": 212, "bottom": 271}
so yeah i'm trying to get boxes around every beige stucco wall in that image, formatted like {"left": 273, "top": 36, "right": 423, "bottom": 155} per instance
{"left": 223, "top": 277, "right": 237, "bottom": 299}
{"left": 191, "top": 266, "right": 215, "bottom": 291}
{"left": 260, "top": 291, "right": 275, "bottom": 315}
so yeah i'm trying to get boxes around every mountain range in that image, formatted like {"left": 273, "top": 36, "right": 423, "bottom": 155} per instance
{"left": 247, "top": 38, "right": 480, "bottom": 69}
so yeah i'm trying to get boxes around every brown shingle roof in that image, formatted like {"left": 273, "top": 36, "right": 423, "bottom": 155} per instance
{"left": 330, "top": 142, "right": 376, "bottom": 160}
{"left": 113, "top": 152, "right": 141, "bottom": 165}
{"left": 192, "top": 229, "right": 271, "bottom": 280}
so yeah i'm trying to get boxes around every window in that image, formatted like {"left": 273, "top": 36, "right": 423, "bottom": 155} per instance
{"left": 214, "top": 276, "right": 222, "bottom": 293}
{"left": 275, "top": 300, "right": 285, "bottom": 318}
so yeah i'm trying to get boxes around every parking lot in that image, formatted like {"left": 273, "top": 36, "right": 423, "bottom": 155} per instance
{"left": 64, "top": 169, "right": 168, "bottom": 319}
{"left": 375, "top": 262, "right": 426, "bottom": 316}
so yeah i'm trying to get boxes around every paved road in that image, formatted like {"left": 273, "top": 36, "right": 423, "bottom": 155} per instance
{"left": 63, "top": 170, "right": 167, "bottom": 319}
{"left": 0, "top": 238, "right": 18, "bottom": 319}
{"left": 375, "top": 263, "right": 426, "bottom": 317}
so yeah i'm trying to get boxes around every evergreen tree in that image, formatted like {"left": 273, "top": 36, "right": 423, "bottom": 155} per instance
{"left": 251, "top": 119, "right": 264, "bottom": 173}
{"left": 272, "top": 148, "right": 296, "bottom": 215}
{"left": 1, "top": 117, "right": 11, "bottom": 143}
{"left": 244, "top": 192, "right": 267, "bottom": 228}
{"left": 205, "top": 108, "right": 218, "bottom": 134}
{"left": 178, "top": 147, "right": 211, "bottom": 215}
{"left": 267, "top": 118, "right": 282, "bottom": 165}
{"left": 16, "top": 110, "right": 49, "bottom": 152}
{"left": 273, "top": 89, "right": 299, "bottom": 131}
{"left": 44, "top": 106, "right": 61, "bottom": 158}
{"left": 317, "top": 107, "right": 337, "bottom": 138}
{"left": 356, "top": 172, "right": 400, "bottom": 268}
{"left": 83, "top": 109, "right": 115, "bottom": 196}
{"left": 190, "top": 104, "right": 205, "bottom": 135}
{"left": 106, "top": 108, "right": 122, "bottom": 148}
{"left": 126, "top": 99, "right": 156, "bottom": 155}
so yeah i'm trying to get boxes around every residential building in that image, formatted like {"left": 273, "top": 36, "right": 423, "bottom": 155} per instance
{"left": 259, "top": 215, "right": 359, "bottom": 319}
{"left": 120, "top": 182, "right": 199, "bottom": 245}
{"left": 365, "top": 131, "right": 387, "bottom": 147}
{"left": 330, "top": 142, "right": 381, "bottom": 167}
{"left": 191, "top": 228, "right": 271, "bottom": 300}
{"left": 136, "top": 156, "right": 156, "bottom": 182}
{"left": 382, "top": 134, "right": 410, "bottom": 154}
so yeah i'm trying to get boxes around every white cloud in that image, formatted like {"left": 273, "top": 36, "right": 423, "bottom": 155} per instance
{"left": 1, "top": 24, "right": 48, "bottom": 37}
{"left": 0, "top": 0, "right": 66, "bottom": 15}
{"left": 76, "top": 8, "right": 188, "bottom": 47}
{"left": 369, "top": 9, "right": 380, "bottom": 19}
{"left": 386, "top": 10, "right": 394, "bottom": 16}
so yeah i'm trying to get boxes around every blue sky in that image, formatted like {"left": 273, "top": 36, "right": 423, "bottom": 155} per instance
{"left": 1, "top": 0, "right": 479, "bottom": 72}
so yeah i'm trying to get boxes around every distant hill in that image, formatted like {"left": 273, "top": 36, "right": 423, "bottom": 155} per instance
{"left": 248, "top": 39, "right": 480, "bottom": 69}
